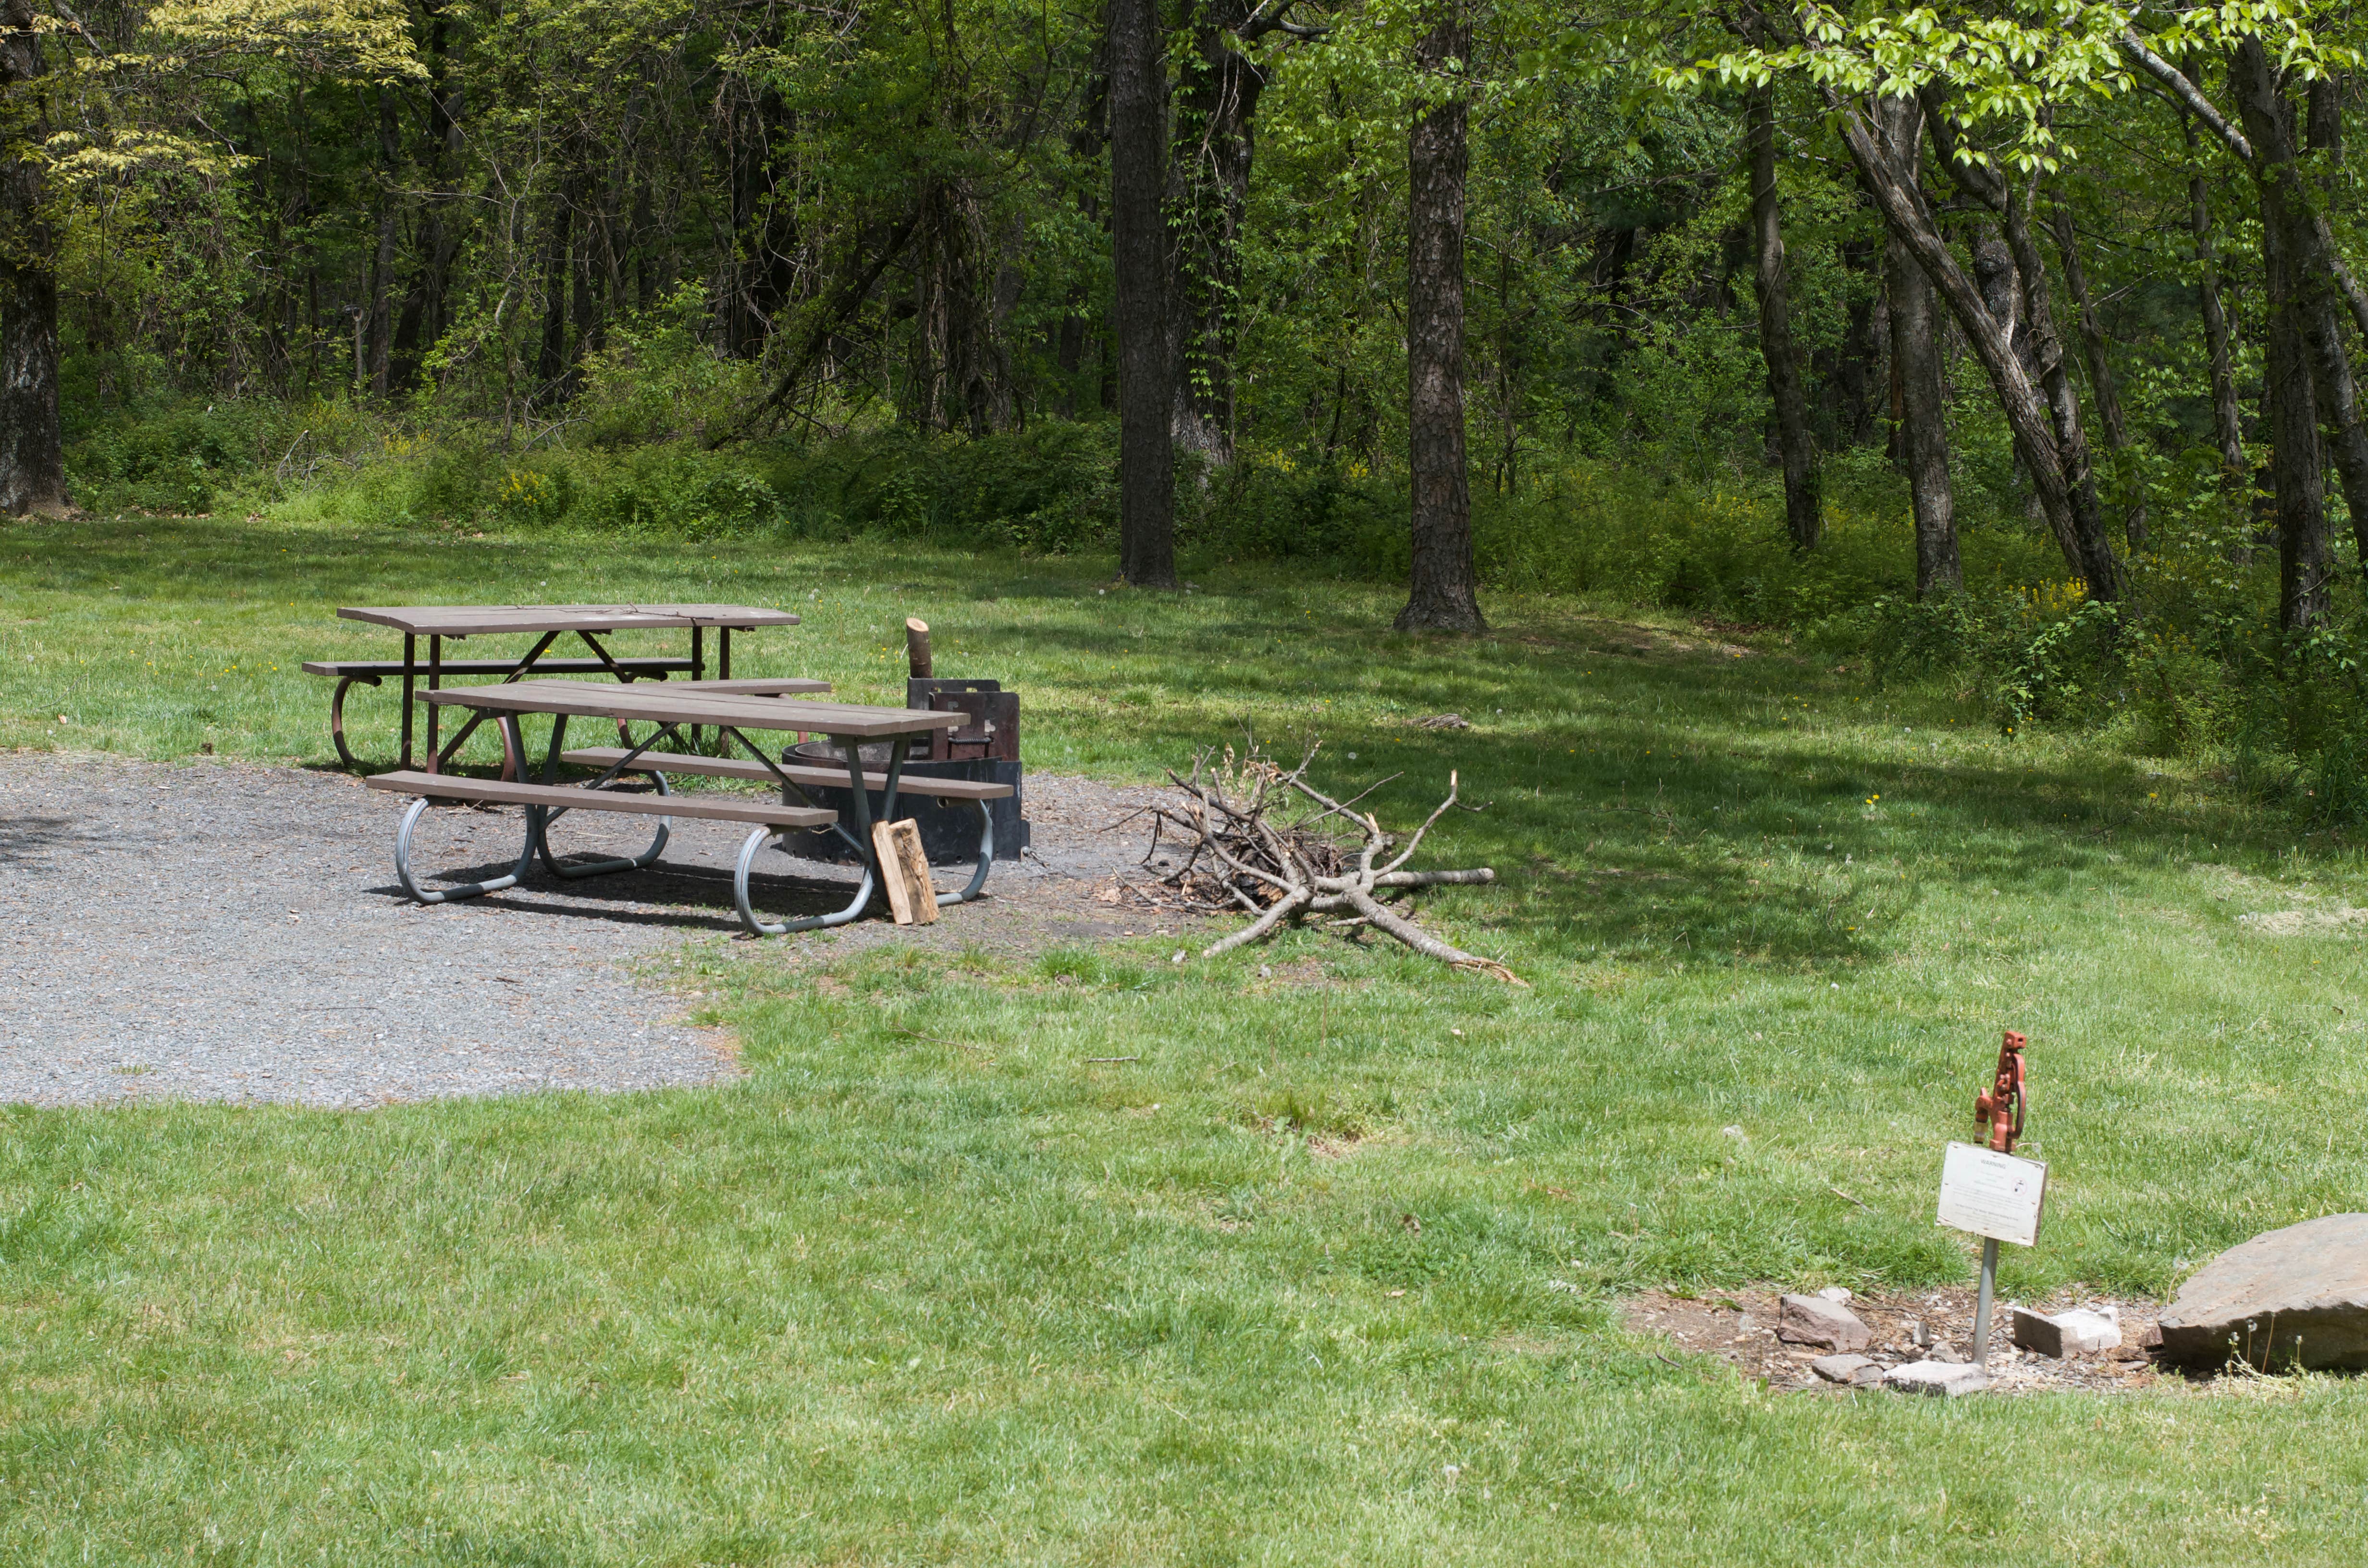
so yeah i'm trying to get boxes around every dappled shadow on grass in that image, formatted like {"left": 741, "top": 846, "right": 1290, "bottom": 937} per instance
{"left": 4, "top": 513, "right": 2311, "bottom": 967}
{"left": 983, "top": 597, "right": 2271, "bottom": 968}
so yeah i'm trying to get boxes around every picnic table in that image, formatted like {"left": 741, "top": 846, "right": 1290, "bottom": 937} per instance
{"left": 364, "top": 680, "right": 1013, "bottom": 936}
{"left": 309, "top": 603, "right": 809, "bottom": 772}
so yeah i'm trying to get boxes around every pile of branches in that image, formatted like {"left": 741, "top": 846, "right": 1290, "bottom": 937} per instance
{"left": 1130, "top": 743, "right": 1517, "bottom": 983}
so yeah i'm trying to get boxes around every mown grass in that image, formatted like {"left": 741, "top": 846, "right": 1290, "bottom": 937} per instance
{"left": 3, "top": 511, "right": 2368, "bottom": 1563}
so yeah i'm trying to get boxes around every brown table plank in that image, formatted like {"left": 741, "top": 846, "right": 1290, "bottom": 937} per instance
{"left": 662, "top": 677, "right": 833, "bottom": 695}
{"left": 559, "top": 747, "right": 1015, "bottom": 799}
{"left": 420, "top": 679, "right": 963, "bottom": 738}
{"left": 338, "top": 604, "right": 802, "bottom": 637}
{"left": 302, "top": 656, "right": 698, "bottom": 679}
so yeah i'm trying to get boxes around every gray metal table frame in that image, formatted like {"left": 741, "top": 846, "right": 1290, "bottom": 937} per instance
{"left": 336, "top": 604, "right": 803, "bottom": 771}
{"left": 419, "top": 681, "right": 968, "bottom": 931}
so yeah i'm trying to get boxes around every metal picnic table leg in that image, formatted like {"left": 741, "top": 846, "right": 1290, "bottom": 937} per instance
{"left": 393, "top": 714, "right": 539, "bottom": 904}
{"left": 714, "top": 628, "right": 733, "bottom": 758}
{"left": 424, "top": 635, "right": 444, "bottom": 773}
{"left": 835, "top": 732, "right": 909, "bottom": 918}
{"left": 399, "top": 634, "right": 417, "bottom": 770}
{"left": 530, "top": 713, "right": 673, "bottom": 880}
{"left": 330, "top": 673, "right": 381, "bottom": 772}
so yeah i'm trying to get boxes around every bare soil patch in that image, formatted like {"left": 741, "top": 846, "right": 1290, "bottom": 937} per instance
{"left": 1623, "top": 1286, "right": 2166, "bottom": 1395}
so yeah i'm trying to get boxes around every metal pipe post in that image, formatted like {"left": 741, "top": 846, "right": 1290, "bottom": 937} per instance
{"left": 1972, "top": 1237, "right": 1999, "bottom": 1370}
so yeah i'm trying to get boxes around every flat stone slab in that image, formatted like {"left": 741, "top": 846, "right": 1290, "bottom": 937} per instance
{"left": 1811, "top": 1353, "right": 1883, "bottom": 1387}
{"left": 1777, "top": 1293, "right": 1872, "bottom": 1352}
{"left": 2158, "top": 1213, "right": 2368, "bottom": 1370}
{"left": 1883, "top": 1360, "right": 1989, "bottom": 1397}
{"left": 2011, "top": 1306, "right": 2121, "bottom": 1358}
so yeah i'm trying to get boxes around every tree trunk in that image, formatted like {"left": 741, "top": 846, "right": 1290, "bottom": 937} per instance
{"left": 366, "top": 88, "right": 400, "bottom": 398}
{"left": 2046, "top": 206, "right": 2145, "bottom": 548}
{"left": 391, "top": 0, "right": 460, "bottom": 392}
{"left": 1997, "top": 180, "right": 2122, "bottom": 597}
{"left": 2261, "top": 204, "right": 2329, "bottom": 631}
{"left": 1875, "top": 98, "right": 1957, "bottom": 599}
{"left": 1109, "top": 0, "right": 1176, "bottom": 585}
{"left": 0, "top": 0, "right": 64, "bottom": 516}
{"left": 1746, "top": 82, "right": 1820, "bottom": 550}
{"left": 2185, "top": 127, "right": 2246, "bottom": 490}
{"left": 1166, "top": 10, "right": 1267, "bottom": 470}
{"left": 534, "top": 186, "right": 574, "bottom": 396}
{"left": 2234, "top": 39, "right": 2366, "bottom": 606}
{"left": 1397, "top": 7, "right": 1482, "bottom": 632}
{"left": 1832, "top": 101, "right": 2119, "bottom": 600}
{"left": 1915, "top": 94, "right": 2125, "bottom": 598}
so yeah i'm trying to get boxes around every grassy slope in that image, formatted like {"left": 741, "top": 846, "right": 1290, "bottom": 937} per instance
{"left": 2, "top": 513, "right": 2366, "bottom": 1564}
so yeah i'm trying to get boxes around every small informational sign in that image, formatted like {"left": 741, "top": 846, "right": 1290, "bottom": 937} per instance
{"left": 1935, "top": 1141, "right": 2048, "bottom": 1247}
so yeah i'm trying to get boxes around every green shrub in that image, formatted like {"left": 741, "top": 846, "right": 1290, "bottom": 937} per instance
{"left": 65, "top": 398, "right": 299, "bottom": 514}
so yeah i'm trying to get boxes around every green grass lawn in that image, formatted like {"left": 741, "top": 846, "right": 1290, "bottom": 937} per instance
{"left": 4, "top": 512, "right": 2368, "bottom": 1564}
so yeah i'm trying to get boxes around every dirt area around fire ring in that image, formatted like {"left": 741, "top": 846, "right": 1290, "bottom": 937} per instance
{"left": 1624, "top": 1286, "right": 2168, "bottom": 1395}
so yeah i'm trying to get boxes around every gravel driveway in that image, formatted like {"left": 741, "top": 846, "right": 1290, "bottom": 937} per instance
{"left": 0, "top": 752, "right": 1174, "bottom": 1109}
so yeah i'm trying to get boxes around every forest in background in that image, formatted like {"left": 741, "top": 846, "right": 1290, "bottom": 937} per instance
{"left": 7, "top": 1, "right": 2368, "bottom": 818}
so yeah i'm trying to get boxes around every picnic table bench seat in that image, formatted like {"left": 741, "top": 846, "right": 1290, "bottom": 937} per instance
{"left": 365, "top": 769, "right": 836, "bottom": 827}
{"left": 557, "top": 747, "right": 1015, "bottom": 801}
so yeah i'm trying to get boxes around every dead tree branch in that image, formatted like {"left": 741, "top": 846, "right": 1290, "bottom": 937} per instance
{"left": 1129, "top": 742, "right": 1518, "bottom": 982}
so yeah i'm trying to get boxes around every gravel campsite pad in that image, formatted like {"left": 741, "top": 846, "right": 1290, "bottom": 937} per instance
{"left": 0, "top": 751, "right": 1179, "bottom": 1108}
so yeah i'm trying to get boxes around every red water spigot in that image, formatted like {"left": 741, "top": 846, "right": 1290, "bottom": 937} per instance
{"left": 1973, "top": 1029, "right": 2027, "bottom": 1153}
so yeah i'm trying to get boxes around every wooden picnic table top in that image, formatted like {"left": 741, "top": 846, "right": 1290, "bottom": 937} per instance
{"left": 337, "top": 603, "right": 802, "bottom": 637}
{"left": 420, "top": 678, "right": 964, "bottom": 739}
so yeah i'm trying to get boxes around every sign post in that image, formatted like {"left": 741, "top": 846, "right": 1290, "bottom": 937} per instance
{"left": 1935, "top": 1031, "right": 2043, "bottom": 1371}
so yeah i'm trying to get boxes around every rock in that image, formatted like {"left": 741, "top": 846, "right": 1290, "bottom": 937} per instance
{"left": 1817, "top": 1286, "right": 1853, "bottom": 1304}
{"left": 2158, "top": 1214, "right": 2368, "bottom": 1370}
{"left": 1884, "top": 1360, "right": 1989, "bottom": 1397}
{"left": 2011, "top": 1306, "right": 2122, "bottom": 1358}
{"left": 1904, "top": 1318, "right": 1931, "bottom": 1348}
{"left": 1811, "top": 1353, "right": 1883, "bottom": 1387}
{"left": 1778, "top": 1293, "right": 1872, "bottom": 1352}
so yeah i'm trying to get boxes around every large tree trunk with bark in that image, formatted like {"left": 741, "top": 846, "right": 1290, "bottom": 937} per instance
{"left": 1746, "top": 83, "right": 1820, "bottom": 550}
{"left": 1109, "top": 0, "right": 1176, "bottom": 586}
{"left": 1909, "top": 95, "right": 2125, "bottom": 598}
{"left": 2260, "top": 206, "right": 2329, "bottom": 630}
{"left": 2047, "top": 206, "right": 2145, "bottom": 549}
{"left": 1875, "top": 98, "right": 1958, "bottom": 598}
{"left": 2233, "top": 40, "right": 2366, "bottom": 609}
{"left": 0, "top": 0, "right": 65, "bottom": 516}
{"left": 1832, "top": 99, "right": 2121, "bottom": 600}
{"left": 1397, "top": 7, "right": 1482, "bottom": 632}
